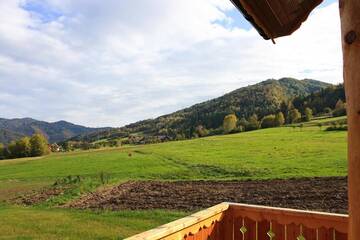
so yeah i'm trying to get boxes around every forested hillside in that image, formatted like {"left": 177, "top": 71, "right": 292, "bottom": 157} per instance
{"left": 0, "top": 118, "right": 108, "bottom": 144}
{"left": 71, "top": 78, "right": 335, "bottom": 144}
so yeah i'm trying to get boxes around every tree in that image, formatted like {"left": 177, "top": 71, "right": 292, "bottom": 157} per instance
{"left": 289, "top": 108, "right": 301, "bottom": 123}
{"left": 261, "top": 115, "right": 276, "bottom": 129}
{"left": 246, "top": 114, "right": 260, "bottom": 131}
{"left": 335, "top": 99, "right": 345, "bottom": 110}
{"left": 195, "top": 125, "right": 209, "bottom": 137}
{"left": 274, "top": 112, "right": 285, "bottom": 126}
{"left": 223, "top": 114, "right": 237, "bottom": 133}
{"left": 304, "top": 107, "right": 313, "bottom": 122}
{"left": 0, "top": 143, "right": 5, "bottom": 160}
{"left": 15, "top": 137, "right": 31, "bottom": 158}
{"left": 7, "top": 141, "right": 17, "bottom": 159}
{"left": 333, "top": 99, "right": 347, "bottom": 117}
{"left": 30, "top": 134, "right": 50, "bottom": 157}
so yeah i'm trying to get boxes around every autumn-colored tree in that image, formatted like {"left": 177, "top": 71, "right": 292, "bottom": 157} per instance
{"left": 0, "top": 143, "right": 5, "bottom": 160}
{"left": 246, "top": 114, "right": 260, "bottom": 131}
{"left": 274, "top": 112, "right": 285, "bottom": 126}
{"left": 289, "top": 108, "right": 301, "bottom": 123}
{"left": 333, "top": 99, "right": 347, "bottom": 117}
{"left": 223, "top": 114, "right": 237, "bottom": 133}
{"left": 30, "top": 134, "right": 50, "bottom": 157}
{"left": 195, "top": 125, "right": 209, "bottom": 137}
{"left": 335, "top": 99, "right": 345, "bottom": 110}
{"left": 261, "top": 115, "right": 276, "bottom": 129}
{"left": 304, "top": 107, "right": 313, "bottom": 122}
{"left": 15, "top": 137, "right": 31, "bottom": 158}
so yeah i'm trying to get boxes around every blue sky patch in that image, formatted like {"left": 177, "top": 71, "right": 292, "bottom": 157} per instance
{"left": 22, "top": 1, "right": 62, "bottom": 23}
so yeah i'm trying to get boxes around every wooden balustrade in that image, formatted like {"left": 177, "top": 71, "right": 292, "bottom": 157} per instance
{"left": 125, "top": 202, "right": 348, "bottom": 240}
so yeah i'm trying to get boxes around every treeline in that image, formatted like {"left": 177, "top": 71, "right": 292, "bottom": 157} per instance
{"left": 58, "top": 139, "right": 120, "bottom": 151}
{"left": 214, "top": 85, "right": 346, "bottom": 135}
{"left": 0, "top": 133, "right": 50, "bottom": 160}
{"left": 195, "top": 84, "right": 346, "bottom": 136}
{"left": 220, "top": 97, "right": 346, "bottom": 135}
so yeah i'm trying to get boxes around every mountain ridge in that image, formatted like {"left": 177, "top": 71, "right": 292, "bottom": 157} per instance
{"left": 0, "top": 118, "right": 109, "bottom": 144}
{"left": 70, "top": 77, "right": 333, "bottom": 143}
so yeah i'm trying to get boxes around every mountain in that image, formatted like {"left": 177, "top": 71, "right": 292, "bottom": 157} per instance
{"left": 72, "top": 77, "right": 332, "bottom": 143}
{"left": 0, "top": 118, "right": 108, "bottom": 144}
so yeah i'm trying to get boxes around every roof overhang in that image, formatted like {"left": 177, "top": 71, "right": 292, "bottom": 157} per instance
{"left": 230, "top": 0, "right": 324, "bottom": 41}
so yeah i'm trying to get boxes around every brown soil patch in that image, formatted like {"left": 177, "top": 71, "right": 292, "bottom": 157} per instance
{"left": 67, "top": 177, "right": 347, "bottom": 214}
{"left": 12, "top": 186, "right": 69, "bottom": 205}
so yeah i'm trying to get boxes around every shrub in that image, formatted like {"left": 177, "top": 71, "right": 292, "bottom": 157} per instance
{"left": 261, "top": 115, "right": 276, "bottom": 129}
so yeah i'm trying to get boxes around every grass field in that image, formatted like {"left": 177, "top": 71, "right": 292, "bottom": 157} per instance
{"left": 0, "top": 118, "right": 348, "bottom": 239}
{"left": 0, "top": 203, "right": 186, "bottom": 240}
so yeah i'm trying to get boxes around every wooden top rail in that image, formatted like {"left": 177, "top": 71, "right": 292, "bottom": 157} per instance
{"left": 125, "top": 203, "right": 229, "bottom": 240}
{"left": 228, "top": 202, "right": 348, "bottom": 233}
{"left": 125, "top": 202, "right": 349, "bottom": 240}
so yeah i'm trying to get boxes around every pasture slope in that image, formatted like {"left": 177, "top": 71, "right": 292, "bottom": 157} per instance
{"left": 0, "top": 117, "right": 347, "bottom": 239}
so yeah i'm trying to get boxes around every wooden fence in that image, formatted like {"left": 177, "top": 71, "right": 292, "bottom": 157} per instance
{"left": 125, "top": 202, "right": 348, "bottom": 240}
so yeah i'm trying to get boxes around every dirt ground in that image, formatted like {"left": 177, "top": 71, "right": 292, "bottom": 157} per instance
{"left": 67, "top": 177, "right": 347, "bottom": 214}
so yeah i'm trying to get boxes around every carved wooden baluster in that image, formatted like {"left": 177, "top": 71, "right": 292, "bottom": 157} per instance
{"left": 267, "top": 221, "right": 275, "bottom": 240}
{"left": 297, "top": 225, "right": 305, "bottom": 240}
{"left": 255, "top": 221, "right": 258, "bottom": 240}
{"left": 239, "top": 218, "right": 247, "bottom": 240}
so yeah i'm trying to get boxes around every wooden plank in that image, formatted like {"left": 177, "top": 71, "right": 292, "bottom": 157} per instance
{"left": 257, "top": 220, "right": 269, "bottom": 240}
{"left": 340, "top": 0, "right": 360, "bottom": 239}
{"left": 302, "top": 226, "right": 317, "bottom": 240}
{"left": 286, "top": 223, "right": 300, "bottom": 240}
{"left": 125, "top": 203, "right": 229, "bottom": 240}
{"left": 233, "top": 216, "right": 242, "bottom": 240}
{"left": 336, "top": 230, "right": 348, "bottom": 240}
{"left": 272, "top": 221, "right": 285, "bottom": 240}
{"left": 229, "top": 203, "right": 348, "bottom": 233}
{"left": 244, "top": 217, "right": 257, "bottom": 240}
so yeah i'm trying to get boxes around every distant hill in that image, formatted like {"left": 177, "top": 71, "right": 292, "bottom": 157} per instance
{"left": 0, "top": 118, "right": 108, "bottom": 144}
{"left": 72, "top": 78, "right": 332, "bottom": 143}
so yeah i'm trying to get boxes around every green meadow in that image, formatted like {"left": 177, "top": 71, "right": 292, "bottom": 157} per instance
{"left": 0, "top": 118, "right": 347, "bottom": 239}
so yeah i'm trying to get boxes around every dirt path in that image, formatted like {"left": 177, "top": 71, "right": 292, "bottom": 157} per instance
{"left": 67, "top": 177, "right": 347, "bottom": 214}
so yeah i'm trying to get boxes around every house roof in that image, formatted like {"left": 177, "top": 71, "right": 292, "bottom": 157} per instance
{"left": 230, "top": 0, "right": 323, "bottom": 41}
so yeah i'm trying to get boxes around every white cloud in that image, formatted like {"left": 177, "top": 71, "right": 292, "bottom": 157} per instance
{"left": 0, "top": 0, "right": 342, "bottom": 127}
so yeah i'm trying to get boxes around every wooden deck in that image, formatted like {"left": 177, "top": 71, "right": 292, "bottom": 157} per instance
{"left": 125, "top": 202, "right": 348, "bottom": 240}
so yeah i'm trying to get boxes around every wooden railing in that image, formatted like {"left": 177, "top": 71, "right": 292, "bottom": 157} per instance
{"left": 125, "top": 202, "right": 348, "bottom": 240}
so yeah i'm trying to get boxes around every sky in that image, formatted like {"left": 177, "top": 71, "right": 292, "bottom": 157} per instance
{"left": 0, "top": 0, "right": 342, "bottom": 127}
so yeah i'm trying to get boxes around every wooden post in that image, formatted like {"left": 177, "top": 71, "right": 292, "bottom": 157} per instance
{"left": 339, "top": 0, "right": 360, "bottom": 239}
